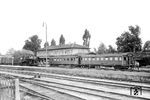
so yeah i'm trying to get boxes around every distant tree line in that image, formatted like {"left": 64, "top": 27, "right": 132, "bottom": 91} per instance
{"left": 94, "top": 43, "right": 116, "bottom": 54}
{"left": 3, "top": 25, "right": 150, "bottom": 66}
{"left": 92, "top": 25, "right": 149, "bottom": 54}
{"left": 4, "top": 26, "right": 150, "bottom": 60}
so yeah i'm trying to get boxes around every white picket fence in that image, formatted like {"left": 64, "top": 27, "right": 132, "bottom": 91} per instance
{"left": 0, "top": 77, "right": 20, "bottom": 100}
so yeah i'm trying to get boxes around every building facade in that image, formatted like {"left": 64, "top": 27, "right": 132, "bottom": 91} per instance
{"left": 37, "top": 43, "right": 90, "bottom": 58}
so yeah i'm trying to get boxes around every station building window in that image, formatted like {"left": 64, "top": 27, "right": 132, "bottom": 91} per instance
{"left": 67, "top": 58, "right": 69, "bottom": 61}
{"left": 71, "top": 58, "right": 73, "bottom": 61}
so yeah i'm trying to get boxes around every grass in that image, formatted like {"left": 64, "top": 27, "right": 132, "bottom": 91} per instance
{"left": 1, "top": 65, "right": 150, "bottom": 83}
{"left": 29, "top": 67, "right": 150, "bottom": 83}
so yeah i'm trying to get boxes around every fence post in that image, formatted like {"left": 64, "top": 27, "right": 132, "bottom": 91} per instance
{"left": 15, "top": 79, "right": 20, "bottom": 100}
{"left": 12, "top": 57, "right": 14, "bottom": 66}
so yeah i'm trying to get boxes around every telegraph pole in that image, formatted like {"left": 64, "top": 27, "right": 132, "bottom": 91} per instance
{"left": 43, "top": 22, "right": 48, "bottom": 67}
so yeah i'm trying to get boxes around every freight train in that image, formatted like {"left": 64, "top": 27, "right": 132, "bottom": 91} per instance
{"left": 0, "top": 56, "right": 14, "bottom": 65}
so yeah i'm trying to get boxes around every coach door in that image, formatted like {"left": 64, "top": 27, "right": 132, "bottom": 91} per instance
{"left": 78, "top": 56, "right": 81, "bottom": 65}
{"left": 127, "top": 54, "right": 134, "bottom": 67}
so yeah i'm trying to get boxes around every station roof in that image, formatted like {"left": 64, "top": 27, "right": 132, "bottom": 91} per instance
{"left": 38, "top": 44, "right": 90, "bottom": 51}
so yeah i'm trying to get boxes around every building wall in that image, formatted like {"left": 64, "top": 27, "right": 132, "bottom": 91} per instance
{"left": 37, "top": 48, "right": 89, "bottom": 57}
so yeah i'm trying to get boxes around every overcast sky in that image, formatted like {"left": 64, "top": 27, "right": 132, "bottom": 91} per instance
{"left": 0, "top": 0, "right": 150, "bottom": 54}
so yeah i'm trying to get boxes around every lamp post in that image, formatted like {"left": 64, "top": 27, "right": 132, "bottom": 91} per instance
{"left": 43, "top": 22, "right": 48, "bottom": 67}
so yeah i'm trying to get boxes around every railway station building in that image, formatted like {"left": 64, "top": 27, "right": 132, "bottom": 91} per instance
{"left": 37, "top": 43, "right": 90, "bottom": 66}
{"left": 37, "top": 43, "right": 90, "bottom": 58}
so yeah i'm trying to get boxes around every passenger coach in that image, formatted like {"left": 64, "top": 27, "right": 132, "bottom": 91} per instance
{"left": 79, "top": 53, "right": 134, "bottom": 69}
{"left": 47, "top": 52, "right": 135, "bottom": 69}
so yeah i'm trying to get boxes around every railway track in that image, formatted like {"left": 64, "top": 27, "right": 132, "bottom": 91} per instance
{"left": 0, "top": 69, "right": 150, "bottom": 100}
{"left": 20, "top": 85, "right": 54, "bottom": 100}
{"left": 21, "top": 77, "right": 149, "bottom": 100}
{"left": 1, "top": 68, "right": 150, "bottom": 89}
{"left": 20, "top": 82, "right": 84, "bottom": 100}
{"left": 1, "top": 65, "right": 150, "bottom": 73}
{"left": 20, "top": 79, "right": 117, "bottom": 100}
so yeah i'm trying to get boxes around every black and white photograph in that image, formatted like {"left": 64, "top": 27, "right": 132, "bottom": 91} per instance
{"left": 0, "top": 0, "right": 150, "bottom": 100}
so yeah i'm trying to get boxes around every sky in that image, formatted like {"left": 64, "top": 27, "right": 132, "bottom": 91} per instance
{"left": 0, "top": 0, "right": 150, "bottom": 54}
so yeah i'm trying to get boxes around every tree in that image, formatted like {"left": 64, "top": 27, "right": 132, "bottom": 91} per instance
{"left": 44, "top": 42, "right": 49, "bottom": 48}
{"left": 59, "top": 34, "right": 65, "bottom": 45}
{"left": 83, "top": 29, "right": 91, "bottom": 47}
{"left": 129, "top": 25, "right": 142, "bottom": 52}
{"left": 143, "top": 41, "right": 150, "bottom": 51}
{"left": 116, "top": 25, "right": 142, "bottom": 52}
{"left": 6, "top": 48, "right": 16, "bottom": 56}
{"left": 94, "top": 48, "right": 97, "bottom": 53}
{"left": 107, "top": 45, "right": 116, "bottom": 53}
{"left": 97, "top": 43, "right": 107, "bottom": 54}
{"left": 51, "top": 39, "right": 56, "bottom": 46}
{"left": 23, "top": 35, "right": 42, "bottom": 56}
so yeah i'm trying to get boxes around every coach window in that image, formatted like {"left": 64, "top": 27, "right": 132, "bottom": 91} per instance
{"left": 101, "top": 57, "right": 104, "bottom": 61}
{"left": 96, "top": 58, "right": 99, "bottom": 60}
{"left": 92, "top": 58, "right": 95, "bottom": 61}
{"left": 88, "top": 58, "right": 91, "bottom": 61}
{"left": 105, "top": 57, "right": 108, "bottom": 60}
{"left": 110, "top": 57, "right": 113, "bottom": 61}
{"left": 115, "top": 57, "right": 118, "bottom": 61}
{"left": 119, "top": 57, "right": 122, "bottom": 61}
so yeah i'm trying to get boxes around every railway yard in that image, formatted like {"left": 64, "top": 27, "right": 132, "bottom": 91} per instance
{"left": 0, "top": 65, "right": 150, "bottom": 100}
